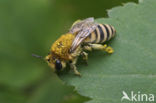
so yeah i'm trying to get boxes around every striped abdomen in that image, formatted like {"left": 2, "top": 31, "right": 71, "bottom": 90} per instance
{"left": 84, "top": 24, "right": 116, "bottom": 43}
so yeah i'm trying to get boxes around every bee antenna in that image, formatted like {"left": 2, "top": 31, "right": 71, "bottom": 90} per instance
{"left": 32, "top": 53, "right": 43, "bottom": 59}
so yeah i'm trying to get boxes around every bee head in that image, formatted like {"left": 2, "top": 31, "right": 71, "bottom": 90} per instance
{"left": 45, "top": 53, "right": 66, "bottom": 72}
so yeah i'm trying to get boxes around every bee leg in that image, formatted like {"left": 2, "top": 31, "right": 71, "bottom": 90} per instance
{"left": 83, "top": 45, "right": 92, "bottom": 51}
{"left": 89, "top": 44, "right": 114, "bottom": 54}
{"left": 103, "top": 44, "right": 114, "bottom": 54}
{"left": 70, "top": 58, "right": 81, "bottom": 76}
{"left": 81, "top": 51, "right": 88, "bottom": 65}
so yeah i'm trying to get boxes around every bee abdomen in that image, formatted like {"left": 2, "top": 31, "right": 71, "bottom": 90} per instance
{"left": 84, "top": 24, "right": 116, "bottom": 44}
{"left": 96, "top": 24, "right": 116, "bottom": 43}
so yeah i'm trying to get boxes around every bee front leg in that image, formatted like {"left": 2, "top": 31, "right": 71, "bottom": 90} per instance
{"left": 70, "top": 58, "right": 81, "bottom": 76}
{"left": 89, "top": 44, "right": 114, "bottom": 54}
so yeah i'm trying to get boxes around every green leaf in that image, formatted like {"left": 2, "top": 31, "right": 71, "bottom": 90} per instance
{"left": 61, "top": 0, "right": 156, "bottom": 103}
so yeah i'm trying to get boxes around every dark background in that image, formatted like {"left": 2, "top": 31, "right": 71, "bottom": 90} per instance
{"left": 0, "top": 0, "right": 137, "bottom": 103}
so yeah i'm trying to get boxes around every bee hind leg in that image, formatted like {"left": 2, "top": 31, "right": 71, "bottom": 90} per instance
{"left": 89, "top": 44, "right": 114, "bottom": 54}
{"left": 83, "top": 45, "right": 92, "bottom": 51}
{"left": 70, "top": 58, "right": 81, "bottom": 76}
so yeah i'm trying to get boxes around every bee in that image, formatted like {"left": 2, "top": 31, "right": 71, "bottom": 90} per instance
{"left": 45, "top": 17, "right": 116, "bottom": 76}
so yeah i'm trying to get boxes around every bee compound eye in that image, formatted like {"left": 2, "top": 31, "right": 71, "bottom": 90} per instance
{"left": 55, "top": 60, "right": 62, "bottom": 71}
{"left": 47, "top": 58, "right": 50, "bottom": 62}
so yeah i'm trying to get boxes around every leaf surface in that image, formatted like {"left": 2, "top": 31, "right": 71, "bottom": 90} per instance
{"left": 61, "top": 0, "right": 156, "bottom": 103}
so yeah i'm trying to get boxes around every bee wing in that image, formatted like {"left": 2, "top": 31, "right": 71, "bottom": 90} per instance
{"left": 84, "top": 17, "right": 94, "bottom": 22}
{"left": 70, "top": 22, "right": 98, "bottom": 52}
{"left": 69, "top": 17, "right": 95, "bottom": 34}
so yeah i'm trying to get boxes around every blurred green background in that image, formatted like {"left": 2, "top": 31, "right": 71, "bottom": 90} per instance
{"left": 0, "top": 0, "right": 137, "bottom": 103}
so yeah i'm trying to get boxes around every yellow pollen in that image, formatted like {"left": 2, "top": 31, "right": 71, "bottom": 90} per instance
{"left": 51, "top": 33, "right": 75, "bottom": 60}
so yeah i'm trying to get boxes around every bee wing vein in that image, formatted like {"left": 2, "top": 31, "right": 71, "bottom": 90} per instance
{"left": 70, "top": 24, "right": 97, "bottom": 52}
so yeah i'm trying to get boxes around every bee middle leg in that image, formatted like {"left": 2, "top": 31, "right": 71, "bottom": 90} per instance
{"left": 69, "top": 58, "right": 81, "bottom": 76}
{"left": 81, "top": 51, "right": 88, "bottom": 65}
{"left": 87, "top": 44, "right": 114, "bottom": 54}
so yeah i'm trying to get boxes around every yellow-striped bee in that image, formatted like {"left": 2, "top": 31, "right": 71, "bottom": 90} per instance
{"left": 45, "top": 17, "right": 116, "bottom": 76}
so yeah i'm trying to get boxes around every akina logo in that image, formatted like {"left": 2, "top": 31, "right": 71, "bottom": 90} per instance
{"left": 121, "top": 91, "right": 154, "bottom": 102}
